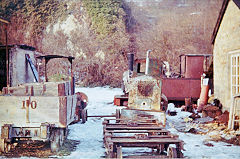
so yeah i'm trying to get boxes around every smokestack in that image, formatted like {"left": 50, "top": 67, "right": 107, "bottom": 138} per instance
{"left": 145, "top": 50, "right": 152, "bottom": 75}
{"left": 127, "top": 53, "right": 134, "bottom": 77}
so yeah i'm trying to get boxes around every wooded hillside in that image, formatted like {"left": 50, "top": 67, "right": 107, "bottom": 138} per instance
{"left": 0, "top": 0, "right": 223, "bottom": 87}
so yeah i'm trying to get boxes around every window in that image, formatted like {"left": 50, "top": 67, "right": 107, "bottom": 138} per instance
{"left": 231, "top": 53, "right": 240, "bottom": 96}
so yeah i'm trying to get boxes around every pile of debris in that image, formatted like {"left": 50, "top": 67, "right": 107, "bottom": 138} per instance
{"left": 167, "top": 98, "right": 240, "bottom": 146}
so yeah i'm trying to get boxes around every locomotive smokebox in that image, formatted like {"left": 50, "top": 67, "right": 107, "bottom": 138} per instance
{"left": 128, "top": 75, "right": 162, "bottom": 111}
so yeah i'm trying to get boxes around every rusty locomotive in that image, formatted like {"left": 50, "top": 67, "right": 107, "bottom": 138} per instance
{"left": 103, "top": 51, "right": 187, "bottom": 158}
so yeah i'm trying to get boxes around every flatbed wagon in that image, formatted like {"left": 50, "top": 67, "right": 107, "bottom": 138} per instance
{"left": 0, "top": 81, "right": 78, "bottom": 152}
{"left": 0, "top": 52, "right": 88, "bottom": 153}
{"left": 103, "top": 115, "right": 183, "bottom": 158}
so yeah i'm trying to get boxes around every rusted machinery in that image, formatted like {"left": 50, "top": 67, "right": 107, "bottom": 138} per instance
{"left": 116, "top": 52, "right": 212, "bottom": 105}
{"left": 0, "top": 54, "right": 87, "bottom": 153}
{"left": 103, "top": 52, "right": 184, "bottom": 158}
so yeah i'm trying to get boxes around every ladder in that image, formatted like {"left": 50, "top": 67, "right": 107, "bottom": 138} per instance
{"left": 228, "top": 95, "right": 240, "bottom": 130}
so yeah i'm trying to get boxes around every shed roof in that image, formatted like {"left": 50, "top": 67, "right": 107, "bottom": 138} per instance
{"left": 211, "top": 0, "right": 240, "bottom": 44}
{"left": 36, "top": 55, "right": 75, "bottom": 60}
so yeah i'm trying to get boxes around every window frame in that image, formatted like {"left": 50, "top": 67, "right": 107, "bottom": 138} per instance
{"left": 230, "top": 50, "right": 240, "bottom": 97}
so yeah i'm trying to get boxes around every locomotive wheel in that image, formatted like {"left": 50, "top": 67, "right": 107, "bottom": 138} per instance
{"left": 167, "top": 146, "right": 177, "bottom": 158}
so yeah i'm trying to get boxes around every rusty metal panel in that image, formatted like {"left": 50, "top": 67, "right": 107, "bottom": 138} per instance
{"left": 185, "top": 56, "right": 204, "bottom": 78}
{"left": 59, "top": 96, "right": 67, "bottom": 127}
{"left": 133, "top": 59, "right": 162, "bottom": 76}
{"left": 149, "top": 59, "right": 163, "bottom": 76}
{"left": 128, "top": 76, "right": 162, "bottom": 111}
{"left": 120, "top": 109, "right": 166, "bottom": 126}
{"left": 59, "top": 95, "right": 77, "bottom": 127}
{"left": 162, "top": 78, "right": 201, "bottom": 101}
{"left": 58, "top": 83, "right": 65, "bottom": 96}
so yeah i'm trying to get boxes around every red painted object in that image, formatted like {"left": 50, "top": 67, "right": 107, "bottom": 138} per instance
{"left": 162, "top": 78, "right": 201, "bottom": 102}
{"left": 114, "top": 95, "right": 128, "bottom": 106}
{"left": 185, "top": 56, "right": 204, "bottom": 78}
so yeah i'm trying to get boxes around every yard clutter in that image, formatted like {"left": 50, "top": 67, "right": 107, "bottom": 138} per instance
{"left": 168, "top": 97, "right": 240, "bottom": 146}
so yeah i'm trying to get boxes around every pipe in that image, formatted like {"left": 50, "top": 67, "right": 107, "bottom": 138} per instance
{"left": 127, "top": 53, "right": 134, "bottom": 77}
{"left": 145, "top": 50, "right": 152, "bottom": 75}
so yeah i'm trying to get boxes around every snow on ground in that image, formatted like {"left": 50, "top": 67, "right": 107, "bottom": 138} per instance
{"left": 66, "top": 87, "right": 240, "bottom": 159}
{"left": 66, "top": 87, "right": 125, "bottom": 158}
{"left": 167, "top": 103, "right": 240, "bottom": 159}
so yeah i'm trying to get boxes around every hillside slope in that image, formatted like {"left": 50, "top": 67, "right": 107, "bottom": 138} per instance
{"left": 0, "top": 0, "right": 223, "bottom": 87}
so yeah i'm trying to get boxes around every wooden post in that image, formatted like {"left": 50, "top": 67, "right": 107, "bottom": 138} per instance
{"left": 116, "top": 146, "right": 122, "bottom": 159}
{"left": 5, "top": 24, "right": 9, "bottom": 87}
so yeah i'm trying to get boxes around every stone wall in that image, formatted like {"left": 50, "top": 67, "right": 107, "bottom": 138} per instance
{"left": 213, "top": 0, "right": 240, "bottom": 110}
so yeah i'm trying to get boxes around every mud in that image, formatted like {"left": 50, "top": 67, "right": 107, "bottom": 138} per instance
{"left": 0, "top": 139, "right": 80, "bottom": 158}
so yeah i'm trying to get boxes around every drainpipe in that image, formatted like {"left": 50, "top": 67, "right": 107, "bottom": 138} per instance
{"left": 145, "top": 50, "right": 152, "bottom": 75}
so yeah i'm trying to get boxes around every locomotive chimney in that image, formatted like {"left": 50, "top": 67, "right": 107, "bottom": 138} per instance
{"left": 145, "top": 50, "right": 152, "bottom": 75}
{"left": 127, "top": 53, "right": 134, "bottom": 77}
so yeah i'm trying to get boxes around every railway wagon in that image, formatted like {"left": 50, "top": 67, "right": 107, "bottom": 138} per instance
{"left": 0, "top": 48, "right": 88, "bottom": 153}
{"left": 0, "top": 81, "right": 78, "bottom": 152}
